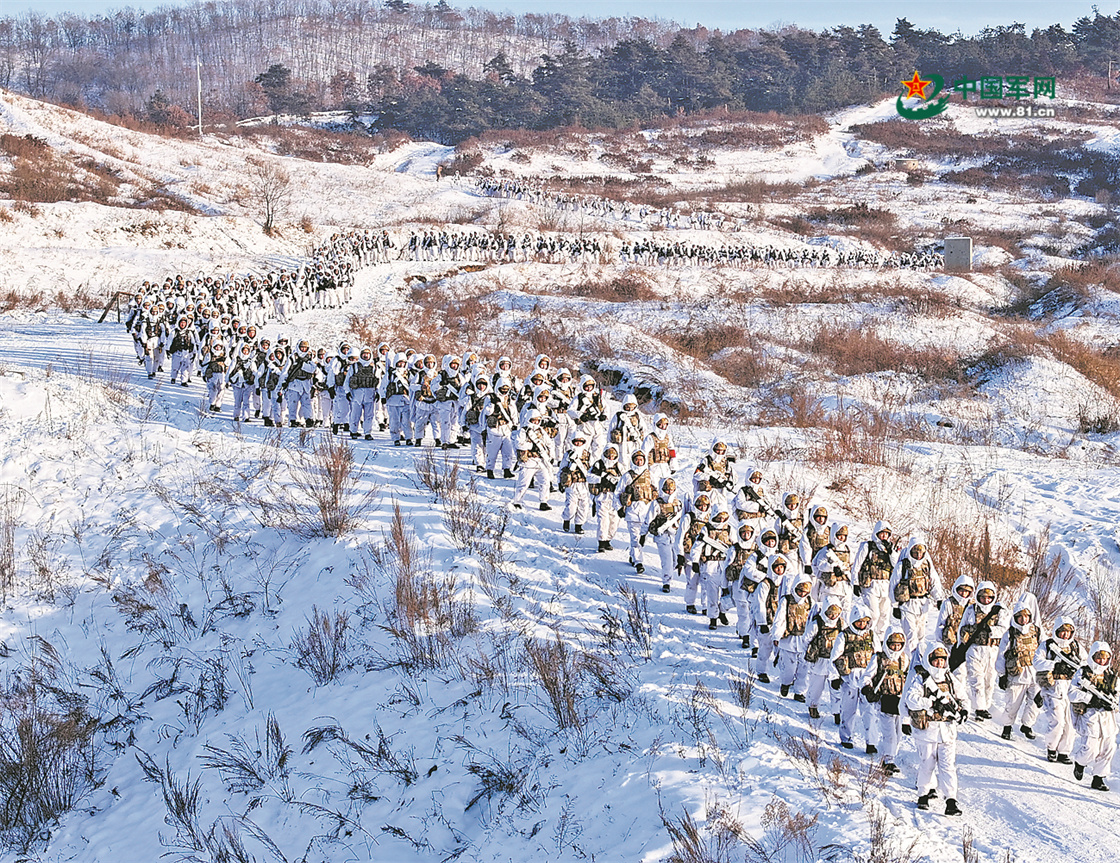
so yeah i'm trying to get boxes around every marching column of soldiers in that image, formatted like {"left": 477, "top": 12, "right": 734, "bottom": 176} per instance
{"left": 121, "top": 277, "right": 1116, "bottom": 820}
{"left": 473, "top": 176, "right": 944, "bottom": 270}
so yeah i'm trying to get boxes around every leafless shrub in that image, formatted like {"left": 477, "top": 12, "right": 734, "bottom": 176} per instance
{"left": 1025, "top": 526, "right": 1080, "bottom": 623}
{"left": 802, "top": 325, "right": 963, "bottom": 381}
{"left": 658, "top": 321, "right": 744, "bottom": 361}
{"left": 597, "top": 582, "right": 653, "bottom": 661}
{"left": 662, "top": 804, "right": 748, "bottom": 863}
{"left": 455, "top": 736, "right": 539, "bottom": 813}
{"left": 200, "top": 713, "right": 291, "bottom": 793}
{"left": 302, "top": 721, "right": 418, "bottom": 786}
{"left": 769, "top": 726, "right": 849, "bottom": 808}
{"left": 728, "top": 673, "right": 753, "bottom": 712}
{"left": 292, "top": 606, "right": 351, "bottom": 685}
{"left": 846, "top": 801, "right": 920, "bottom": 863}
{"left": 523, "top": 635, "right": 628, "bottom": 732}
{"left": 931, "top": 516, "right": 1029, "bottom": 593}
{"left": 0, "top": 486, "right": 22, "bottom": 604}
{"left": 1076, "top": 397, "right": 1120, "bottom": 434}
{"left": 962, "top": 826, "right": 980, "bottom": 863}
{"left": 673, "top": 680, "right": 719, "bottom": 768}
{"left": 360, "top": 504, "right": 478, "bottom": 670}
{"left": 745, "top": 797, "right": 820, "bottom": 863}
{"left": 136, "top": 752, "right": 258, "bottom": 863}
{"left": 0, "top": 641, "right": 102, "bottom": 853}
{"left": 573, "top": 272, "right": 658, "bottom": 302}
{"left": 523, "top": 635, "right": 586, "bottom": 732}
{"left": 257, "top": 436, "right": 379, "bottom": 537}
{"left": 414, "top": 449, "right": 461, "bottom": 499}
{"left": 25, "top": 524, "right": 67, "bottom": 601}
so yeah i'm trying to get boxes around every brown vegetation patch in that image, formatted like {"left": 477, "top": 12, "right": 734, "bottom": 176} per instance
{"left": 802, "top": 326, "right": 964, "bottom": 381}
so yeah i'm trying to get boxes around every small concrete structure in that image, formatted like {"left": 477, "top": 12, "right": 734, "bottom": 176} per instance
{"left": 944, "top": 236, "right": 972, "bottom": 273}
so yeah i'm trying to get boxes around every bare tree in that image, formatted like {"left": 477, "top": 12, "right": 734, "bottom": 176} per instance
{"left": 245, "top": 156, "right": 291, "bottom": 235}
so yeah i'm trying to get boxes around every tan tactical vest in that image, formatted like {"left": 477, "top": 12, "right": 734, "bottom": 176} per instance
{"left": 681, "top": 515, "right": 709, "bottom": 554}
{"left": 1004, "top": 624, "right": 1040, "bottom": 677}
{"left": 879, "top": 654, "right": 907, "bottom": 696}
{"left": 698, "top": 524, "right": 732, "bottom": 562}
{"left": 648, "top": 499, "right": 682, "bottom": 535}
{"left": 858, "top": 542, "right": 893, "bottom": 587}
{"left": 783, "top": 598, "right": 810, "bottom": 638}
{"left": 804, "top": 619, "right": 840, "bottom": 663}
{"left": 818, "top": 547, "right": 852, "bottom": 587}
{"left": 909, "top": 669, "right": 955, "bottom": 730}
{"left": 894, "top": 556, "right": 932, "bottom": 603}
{"left": 727, "top": 544, "right": 753, "bottom": 582}
{"left": 650, "top": 436, "right": 671, "bottom": 464}
{"left": 941, "top": 598, "right": 969, "bottom": 646}
{"left": 835, "top": 628, "right": 875, "bottom": 676}
{"left": 778, "top": 515, "right": 803, "bottom": 556}
{"left": 805, "top": 521, "right": 830, "bottom": 557}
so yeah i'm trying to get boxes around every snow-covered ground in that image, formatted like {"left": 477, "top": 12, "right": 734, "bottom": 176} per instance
{"left": 3, "top": 88, "right": 1120, "bottom": 862}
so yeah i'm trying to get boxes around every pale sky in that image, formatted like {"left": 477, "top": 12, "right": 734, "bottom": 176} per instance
{"left": 0, "top": 0, "right": 1103, "bottom": 38}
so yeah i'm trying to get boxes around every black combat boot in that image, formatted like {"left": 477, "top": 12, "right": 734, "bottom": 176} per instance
{"left": 780, "top": 684, "right": 790, "bottom": 697}
{"left": 808, "top": 706, "right": 820, "bottom": 719}
{"left": 563, "top": 520, "right": 570, "bottom": 532}
{"left": 944, "top": 798, "right": 961, "bottom": 816}
{"left": 1001, "top": 725, "right": 1012, "bottom": 740}
{"left": 1021, "top": 725, "right": 1036, "bottom": 739}
{"left": 917, "top": 794, "right": 930, "bottom": 811}
{"left": 1091, "top": 776, "right": 1110, "bottom": 791}
{"left": 574, "top": 525, "right": 583, "bottom": 534}
{"left": 708, "top": 618, "right": 717, "bottom": 630}
{"left": 1074, "top": 763, "right": 1085, "bottom": 781}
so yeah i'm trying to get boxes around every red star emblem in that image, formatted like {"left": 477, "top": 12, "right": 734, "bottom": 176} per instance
{"left": 901, "top": 71, "right": 932, "bottom": 99}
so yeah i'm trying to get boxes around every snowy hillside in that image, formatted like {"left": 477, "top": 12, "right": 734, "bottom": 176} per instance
{"left": 3, "top": 89, "right": 1120, "bottom": 863}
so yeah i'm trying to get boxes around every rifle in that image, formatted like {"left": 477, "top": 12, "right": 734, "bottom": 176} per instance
{"left": 1078, "top": 674, "right": 1119, "bottom": 711}
{"left": 696, "top": 533, "right": 730, "bottom": 557}
{"left": 948, "top": 604, "right": 1002, "bottom": 671}
{"left": 649, "top": 508, "right": 683, "bottom": 538}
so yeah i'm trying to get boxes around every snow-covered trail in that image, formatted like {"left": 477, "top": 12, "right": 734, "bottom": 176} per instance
{"left": 4, "top": 296, "right": 1120, "bottom": 862}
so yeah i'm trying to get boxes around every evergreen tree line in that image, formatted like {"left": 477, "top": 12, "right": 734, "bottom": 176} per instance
{"left": 3, "top": 1, "right": 1120, "bottom": 141}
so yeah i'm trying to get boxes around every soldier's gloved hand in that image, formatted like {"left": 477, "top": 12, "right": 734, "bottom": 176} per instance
{"left": 892, "top": 607, "right": 902, "bottom": 620}
{"left": 1034, "top": 692, "right": 1044, "bottom": 709}
{"left": 998, "top": 674, "right": 1008, "bottom": 691}
{"left": 676, "top": 554, "right": 686, "bottom": 569}
{"left": 639, "top": 533, "right": 647, "bottom": 546}
{"left": 901, "top": 723, "right": 911, "bottom": 736}
{"left": 830, "top": 678, "right": 842, "bottom": 691}
{"left": 958, "top": 709, "right": 969, "bottom": 724}
{"left": 692, "top": 563, "right": 700, "bottom": 574}
{"left": 617, "top": 508, "right": 626, "bottom": 518}
{"left": 860, "top": 684, "right": 875, "bottom": 700}
{"left": 759, "top": 625, "right": 770, "bottom": 635}
{"left": 853, "top": 585, "right": 862, "bottom": 598}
